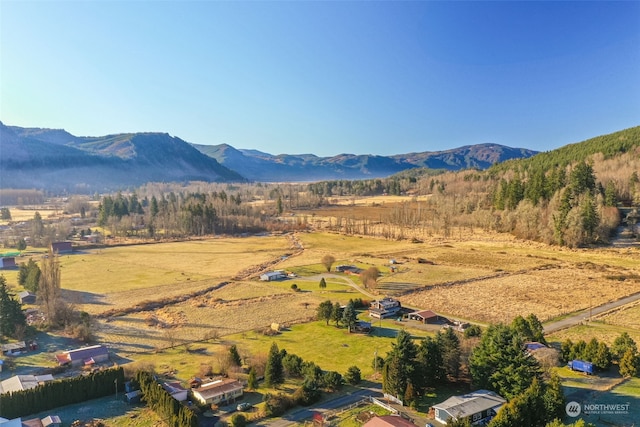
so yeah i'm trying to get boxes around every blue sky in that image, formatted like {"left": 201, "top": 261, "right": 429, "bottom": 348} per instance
{"left": 1, "top": 1, "right": 639, "bottom": 156}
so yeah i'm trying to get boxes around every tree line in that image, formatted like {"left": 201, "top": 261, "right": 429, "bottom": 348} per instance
{"left": 0, "top": 367, "right": 125, "bottom": 420}
{"left": 136, "top": 370, "right": 198, "bottom": 427}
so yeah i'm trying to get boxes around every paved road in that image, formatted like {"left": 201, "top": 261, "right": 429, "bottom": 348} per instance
{"left": 543, "top": 291, "right": 640, "bottom": 334}
{"left": 259, "top": 385, "right": 382, "bottom": 427}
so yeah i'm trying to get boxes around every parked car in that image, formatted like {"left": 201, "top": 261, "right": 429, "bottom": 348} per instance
{"left": 237, "top": 402, "right": 252, "bottom": 411}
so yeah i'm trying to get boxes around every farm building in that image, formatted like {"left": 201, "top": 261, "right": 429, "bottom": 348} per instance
{"left": 363, "top": 416, "right": 418, "bottom": 427}
{"left": 335, "top": 265, "right": 362, "bottom": 274}
{"left": 432, "top": 390, "right": 505, "bottom": 426}
{"left": 407, "top": 309, "right": 445, "bottom": 324}
{"left": 162, "top": 381, "right": 189, "bottom": 401}
{"left": 18, "top": 291, "right": 36, "bottom": 305}
{"left": 369, "top": 298, "right": 402, "bottom": 319}
{"left": 50, "top": 241, "right": 72, "bottom": 254}
{"left": 191, "top": 378, "right": 244, "bottom": 406}
{"left": 0, "top": 257, "right": 16, "bottom": 269}
{"left": 0, "top": 374, "right": 54, "bottom": 395}
{"left": 55, "top": 344, "right": 109, "bottom": 366}
{"left": 260, "top": 271, "right": 287, "bottom": 281}
{"left": 1, "top": 341, "right": 27, "bottom": 355}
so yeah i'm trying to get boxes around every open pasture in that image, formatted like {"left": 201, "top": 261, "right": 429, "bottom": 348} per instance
{"left": 597, "top": 300, "right": 640, "bottom": 330}
{"left": 95, "top": 282, "right": 319, "bottom": 355}
{"left": 399, "top": 258, "right": 640, "bottom": 324}
{"left": 56, "top": 236, "right": 291, "bottom": 313}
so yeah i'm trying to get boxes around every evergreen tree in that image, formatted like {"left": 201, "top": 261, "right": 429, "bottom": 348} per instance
{"left": 264, "top": 342, "right": 285, "bottom": 388}
{"left": 383, "top": 330, "right": 418, "bottom": 398}
{"left": 319, "top": 277, "right": 327, "bottom": 289}
{"left": 436, "top": 328, "right": 461, "bottom": 381}
{"left": 332, "top": 301, "right": 343, "bottom": 327}
{"left": 229, "top": 345, "right": 242, "bottom": 367}
{"left": 0, "top": 276, "right": 26, "bottom": 338}
{"left": 543, "top": 373, "right": 566, "bottom": 421}
{"left": 341, "top": 300, "right": 357, "bottom": 332}
{"left": 344, "top": 366, "right": 361, "bottom": 385}
{"left": 611, "top": 332, "right": 637, "bottom": 361}
{"left": 316, "top": 300, "right": 333, "bottom": 325}
{"left": 469, "top": 323, "right": 541, "bottom": 399}
{"left": 618, "top": 348, "right": 639, "bottom": 378}
{"left": 247, "top": 367, "right": 258, "bottom": 390}
{"left": 416, "top": 336, "right": 444, "bottom": 389}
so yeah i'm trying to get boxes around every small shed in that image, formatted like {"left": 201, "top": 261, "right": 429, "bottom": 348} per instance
{"left": 50, "top": 241, "right": 73, "bottom": 254}
{"left": 41, "top": 415, "right": 62, "bottom": 427}
{"left": 125, "top": 390, "right": 142, "bottom": 404}
{"left": 18, "top": 291, "right": 36, "bottom": 305}
{"left": 0, "top": 257, "right": 16, "bottom": 269}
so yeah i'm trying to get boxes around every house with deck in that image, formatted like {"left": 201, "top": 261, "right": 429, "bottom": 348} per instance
{"left": 432, "top": 389, "right": 505, "bottom": 426}
{"left": 369, "top": 298, "right": 402, "bottom": 319}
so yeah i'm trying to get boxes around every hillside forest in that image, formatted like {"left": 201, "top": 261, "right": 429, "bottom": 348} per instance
{"left": 2, "top": 126, "right": 639, "bottom": 249}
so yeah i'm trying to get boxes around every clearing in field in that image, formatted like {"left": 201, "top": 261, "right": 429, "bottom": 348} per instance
{"left": 55, "top": 235, "right": 293, "bottom": 314}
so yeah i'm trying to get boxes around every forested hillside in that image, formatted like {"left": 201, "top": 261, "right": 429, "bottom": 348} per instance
{"left": 44, "top": 126, "right": 639, "bottom": 249}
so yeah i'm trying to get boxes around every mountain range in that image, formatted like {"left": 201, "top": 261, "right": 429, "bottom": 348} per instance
{"left": 0, "top": 122, "right": 538, "bottom": 192}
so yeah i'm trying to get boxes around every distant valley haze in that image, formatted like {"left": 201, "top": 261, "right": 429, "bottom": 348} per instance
{"left": 0, "top": 121, "right": 539, "bottom": 190}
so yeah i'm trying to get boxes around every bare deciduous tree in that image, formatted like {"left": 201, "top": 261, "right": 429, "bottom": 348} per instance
{"left": 360, "top": 266, "right": 380, "bottom": 289}
{"left": 38, "top": 247, "right": 64, "bottom": 325}
{"left": 321, "top": 254, "right": 336, "bottom": 272}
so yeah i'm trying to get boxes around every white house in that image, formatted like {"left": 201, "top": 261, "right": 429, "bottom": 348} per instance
{"left": 191, "top": 378, "right": 243, "bottom": 406}
{"left": 432, "top": 390, "right": 505, "bottom": 426}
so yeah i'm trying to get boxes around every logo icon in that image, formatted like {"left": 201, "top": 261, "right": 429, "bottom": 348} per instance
{"left": 566, "top": 401, "right": 581, "bottom": 417}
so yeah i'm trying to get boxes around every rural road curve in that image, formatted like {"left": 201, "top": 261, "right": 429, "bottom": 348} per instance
{"left": 543, "top": 291, "right": 640, "bottom": 334}
{"left": 258, "top": 385, "right": 382, "bottom": 427}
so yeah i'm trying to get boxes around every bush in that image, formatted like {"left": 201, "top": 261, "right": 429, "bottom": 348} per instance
{"left": 230, "top": 413, "right": 247, "bottom": 427}
{"left": 344, "top": 366, "right": 361, "bottom": 385}
{"left": 263, "top": 393, "right": 296, "bottom": 417}
{"left": 464, "top": 324, "right": 482, "bottom": 338}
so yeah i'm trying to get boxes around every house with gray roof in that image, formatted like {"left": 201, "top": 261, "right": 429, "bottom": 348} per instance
{"left": 0, "top": 374, "right": 54, "bottom": 395}
{"left": 432, "top": 389, "right": 505, "bottom": 425}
